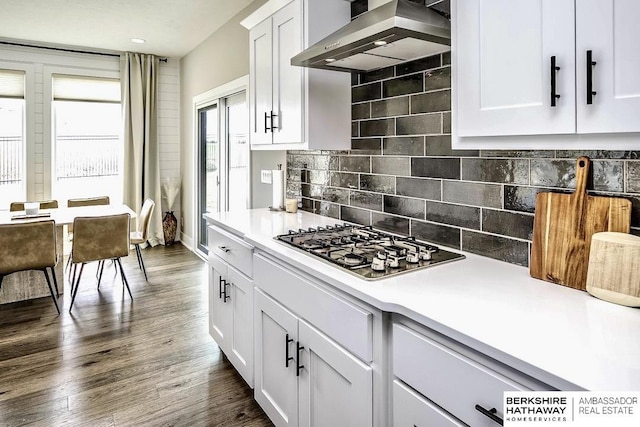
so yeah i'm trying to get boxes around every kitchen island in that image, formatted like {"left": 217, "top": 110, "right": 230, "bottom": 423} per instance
{"left": 205, "top": 208, "right": 640, "bottom": 426}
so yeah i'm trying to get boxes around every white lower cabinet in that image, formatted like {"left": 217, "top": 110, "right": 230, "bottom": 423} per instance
{"left": 254, "top": 288, "right": 373, "bottom": 427}
{"left": 392, "top": 321, "right": 554, "bottom": 427}
{"left": 207, "top": 225, "right": 254, "bottom": 387}
{"left": 393, "top": 380, "right": 464, "bottom": 427}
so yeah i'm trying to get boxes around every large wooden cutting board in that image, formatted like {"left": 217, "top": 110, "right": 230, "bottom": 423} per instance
{"left": 530, "top": 156, "right": 632, "bottom": 290}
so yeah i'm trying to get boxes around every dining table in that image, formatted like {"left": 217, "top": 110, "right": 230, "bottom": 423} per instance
{"left": 0, "top": 204, "right": 137, "bottom": 306}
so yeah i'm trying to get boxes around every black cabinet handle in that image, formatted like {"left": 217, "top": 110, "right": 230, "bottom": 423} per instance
{"left": 223, "top": 281, "right": 231, "bottom": 303}
{"left": 550, "top": 56, "right": 561, "bottom": 107}
{"left": 218, "top": 277, "right": 226, "bottom": 299}
{"left": 475, "top": 405, "right": 504, "bottom": 426}
{"left": 264, "top": 111, "right": 270, "bottom": 132}
{"left": 269, "top": 111, "right": 277, "bottom": 133}
{"left": 586, "top": 50, "right": 597, "bottom": 105}
{"left": 296, "top": 342, "right": 304, "bottom": 376}
{"left": 285, "top": 334, "right": 295, "bottom": 368}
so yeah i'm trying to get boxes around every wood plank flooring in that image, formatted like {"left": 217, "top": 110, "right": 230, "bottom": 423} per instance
{"left": 0, "top": 244, "right": 273, "bottom": 427}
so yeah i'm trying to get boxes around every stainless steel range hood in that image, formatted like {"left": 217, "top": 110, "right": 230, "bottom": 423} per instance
{"left": 291, "top": 0, "right": 450, "bottom": 73}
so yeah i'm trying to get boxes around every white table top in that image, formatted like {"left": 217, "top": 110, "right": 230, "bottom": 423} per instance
{"left": 0, "top": 204, "right": 136, "bottom": 226}
{"left": 205, "top": 208, "right": 640, "bottom": 392}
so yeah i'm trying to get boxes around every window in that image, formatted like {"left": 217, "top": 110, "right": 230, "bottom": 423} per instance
{"left": 0, "top": 69, "right": 25, "bottom": 210}
{"left": 51, "top": 74, "right": 122, "bottom": 204}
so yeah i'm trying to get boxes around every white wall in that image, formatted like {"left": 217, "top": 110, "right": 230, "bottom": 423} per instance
{"left": 179, "top": 0, "right": 286, "bottom": 249}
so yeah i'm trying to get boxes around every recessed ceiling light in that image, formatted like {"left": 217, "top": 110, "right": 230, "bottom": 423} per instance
{"left": 374, "top": 40, "right": 387, "bottom": 46}
{"left": 131, "top": 38, "right": 146, "bottom": 44}
{"left": 325, "top": 58, "right": 336, "bottom": 63}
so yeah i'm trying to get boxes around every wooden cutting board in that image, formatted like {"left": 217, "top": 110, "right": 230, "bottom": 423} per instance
{"left": 530, "top": 156, "right": 632, "bottom": 290}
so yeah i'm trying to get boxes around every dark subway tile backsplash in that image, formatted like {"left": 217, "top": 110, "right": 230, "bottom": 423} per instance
{"left": 286, "top": 48, "right": 639, "bottom": 268}
{"left": 383, "top": 74, "right": 424, "bottom": 98}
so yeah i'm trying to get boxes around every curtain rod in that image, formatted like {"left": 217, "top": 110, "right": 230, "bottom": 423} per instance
{"left": 0, "top": 40, "right": 168, "bottom": 62}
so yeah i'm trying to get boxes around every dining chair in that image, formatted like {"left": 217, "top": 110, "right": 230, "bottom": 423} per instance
{"left": 131, "top": 198, "right": 155, "bottom": 281}
{"left": 0, "top": 220, "right": 60, "bottom": 314}
{"left": 65, "top": 196, "right": 111, "bottom": 274}
{"left": 10, "top": 200, "right": 59, "bottom": 212}
{"left": 69, "top": 213, "right": 132, "bottom": 312}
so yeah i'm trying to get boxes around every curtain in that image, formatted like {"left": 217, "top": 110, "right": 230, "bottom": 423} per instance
{"left": 121, "top": 52, "right": 163, "bottom": 245}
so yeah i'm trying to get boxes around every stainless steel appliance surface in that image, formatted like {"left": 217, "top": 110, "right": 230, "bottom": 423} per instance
{"left": 275, "top": 224, "right": 465, "bottom": 280}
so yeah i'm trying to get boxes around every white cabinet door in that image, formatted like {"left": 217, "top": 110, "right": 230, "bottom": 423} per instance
{"left": 298, "top": 320, "right": 372, "bottom": 427}
{"left": 576, "top": 0, "right": 640, "bottom": 133}
{"left": 226, "top": 266, "right": 254, "bottom": 387}
{"left": 454, "top": 0, "right": 575, "bottom": 136}
{"left": 255, "top": 289, "right": 299, "bottom": 427}
{"left": 249, "top": 17, "right": 273, "bottom": 146}
{"left": 209, "top": 258, "right": 230, "bottom": 347}
{"left": 272, "top": 0, "right": 303, "bottom": 145}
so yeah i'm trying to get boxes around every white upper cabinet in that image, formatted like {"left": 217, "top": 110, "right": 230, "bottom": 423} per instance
{"left": 456, "top": 0, "right": 575, "bottom": 137}
{"left": 242, "top": 0, "right": 351, "bottom": 151}
{"left": 576, "top": 0, "right": 640, "bottom": 133}
{"left": 453, "top": 0, "right": 640, "bottom": 148}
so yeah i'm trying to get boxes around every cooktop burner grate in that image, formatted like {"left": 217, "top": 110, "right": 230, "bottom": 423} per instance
{"left": 275, "top": 224, "right": 465, "bottom": 280}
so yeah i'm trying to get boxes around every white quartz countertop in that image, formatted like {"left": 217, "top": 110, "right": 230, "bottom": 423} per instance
{"left": 204, "top": 208, "right": 640, "bottom": 392}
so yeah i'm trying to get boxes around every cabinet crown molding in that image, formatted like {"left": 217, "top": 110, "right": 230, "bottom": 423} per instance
{"left": 241, "top": 0, "right": 296, "bottom": 30}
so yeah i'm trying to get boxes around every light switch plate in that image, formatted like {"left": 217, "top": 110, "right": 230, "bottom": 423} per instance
{"left": 261, "top": 170, "right": 272, "bottom": 184}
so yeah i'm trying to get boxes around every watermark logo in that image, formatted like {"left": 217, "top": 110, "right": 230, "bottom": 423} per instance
{"left": 504, "top": 392, "right": 640, "bottom": 426}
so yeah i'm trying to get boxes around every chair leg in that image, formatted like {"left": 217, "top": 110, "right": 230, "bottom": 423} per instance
{"left": 50, "top": 266, "right": 60, "bottom": 296}
{"left": 115, "top": 258, "right": 133, "bottom": 300}
{"left": 69, "top": 263, "right": 86, "bottom": 312}
{"left": 42, "top": 268, "right": 60, "bottom": 315}
{"left": 97, "top": 260, "right": 105, "bottom": 289}
{"left": 135, "top": 244, "right": 143, "bottom": 270}
{"left": 136, "top": 244, "right": 149, "bottom": 281}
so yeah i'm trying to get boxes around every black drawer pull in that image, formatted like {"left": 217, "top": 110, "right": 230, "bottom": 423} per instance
{"left": 285, "top": 334, "right": 294, "bottom": 368}
{"left": 475, "top": 404, "right": 503, "bottom": 426}
{"left": 550, "top": 56, "right": 561, "bottom": 107}
{"left": 296, "top": 342, "right": 304, "bottom": 376}
{"left": 218, "top": 277, "right": 226, "bottom": 299}
{"left": 264, "top": 111, "right": 270, "bottom": 132}
{"left": 223, "top": 281, "right": 231, "bottom": 303}
{"left": 586, "top": 50, "right": 597, "bottom": 105}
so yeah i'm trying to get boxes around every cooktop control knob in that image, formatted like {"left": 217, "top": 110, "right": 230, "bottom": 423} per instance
{"left": 371, "top": 256, "right": 386, "bottom": 271}
{"left": 406, "top": 251, "right": 420, "bottom": 264}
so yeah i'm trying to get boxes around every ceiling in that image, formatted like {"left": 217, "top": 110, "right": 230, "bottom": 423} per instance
{"left": 0, "top": 0, "right": 255, "bottom": 58}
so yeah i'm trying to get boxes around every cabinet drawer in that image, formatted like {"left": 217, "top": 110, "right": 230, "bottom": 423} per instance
{"left": 393, "top": 380, "right": 464, "bottom": 427}
{"left": 254, "top": 253, "right": 373, "bottom": 362}
{"left": 393, "top": 323, "right": 527, "bottom": 427}
{"left": 208, "top": 225, "right": 253, "bottom": 277}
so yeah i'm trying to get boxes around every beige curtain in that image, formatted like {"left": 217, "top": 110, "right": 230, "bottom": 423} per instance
{"left": 121, "top": 52, "right": 163, "bottom": 245}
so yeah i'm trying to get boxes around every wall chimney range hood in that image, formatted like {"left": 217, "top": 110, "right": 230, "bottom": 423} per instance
{"left": 291, "top": 0, "right": 450, "bottom": 73}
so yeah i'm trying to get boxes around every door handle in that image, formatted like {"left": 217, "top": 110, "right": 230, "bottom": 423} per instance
{"left": 264, "top": 111, "right": 270, "bottom": 133}
{"left": 218, "top": 277, "right": 225, "bottom": 299}
{"left": 269, "top": 111, "right": 278, "bottom": 133}
{"left": 586, "top": 50, "right": 597, "bottom": 105}
{"left": 475, "top": 404, "right": 504, "bottom": 426}
{"left": 296, "top": 341, "right": 305, "bottom": 376}
{"left": 223, "top": 281, "right": 231, "bottom": 302}
{"left": 285, "top": 333, "right": 295, "bottom": 368}
{"left": 550, "top": 56, "right": 560, "bottom": 107}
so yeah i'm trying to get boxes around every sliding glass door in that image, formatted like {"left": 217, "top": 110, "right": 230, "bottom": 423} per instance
{"left": 197, "top": 90, "right": 248, "bottom": 254}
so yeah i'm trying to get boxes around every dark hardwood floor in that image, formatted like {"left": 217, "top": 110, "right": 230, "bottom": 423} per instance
{"left": 0, "top": 244, "right": 273, "bottom": 427}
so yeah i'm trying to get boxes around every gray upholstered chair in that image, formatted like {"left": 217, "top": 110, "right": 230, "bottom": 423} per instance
{"left": 10, "top": 200, "right": 59, "bottom": 212}
{"left": 0, "top": 220, "right": 60, "bottom": 314}
{"left": 131, "top": 198, "right": 155, "bottom": 281}
{"left": 69, "top": 213, "right": 132, "bottom": 312}
{"left": 67, "top": 196, "right": 110, "bottom": 208}
{"left": 65, "top": 196, "right": 111, "bottom": 273}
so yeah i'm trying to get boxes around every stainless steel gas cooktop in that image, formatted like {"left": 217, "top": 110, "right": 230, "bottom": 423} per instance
{"left": 275, "top": 224, "right": 465, "bottom": 280}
